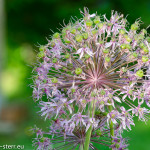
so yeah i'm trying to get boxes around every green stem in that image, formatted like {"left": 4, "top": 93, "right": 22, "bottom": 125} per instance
{"left": 84, "top": 99, "right": 95, "bottom": 150}
{"left": 108, "top": 105, "right": 114, "bottom": 149}
{"left": 84, "top": 125, "right": 92, "bottom": 150}
{"left": 110, "top": 119, "right": 114, "bottom": 138}
{"left": 79, "top": 144, "right": 83, "bottom": 150}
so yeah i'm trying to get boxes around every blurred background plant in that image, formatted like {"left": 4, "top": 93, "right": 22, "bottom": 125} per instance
{"left": 0, "top": 0, "right": 150, "bottom": 149}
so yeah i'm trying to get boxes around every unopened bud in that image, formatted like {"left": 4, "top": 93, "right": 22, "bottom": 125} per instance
{"left": 132, "top": 52, "right": 138, "bottom": 58}
{"left": 143, "top": 47, "right": 149, "bottom": 53}
{"left": 142, "top": 56, "right": 148, "bottom": 62}
{"left": 105, "top": 57, "right": 111, "bottom": 62}
{"left": 70, "top": 28, "right": 76, "bottom": 34}
{"left": 103, "top": 49, "right": 109, "bottom": 54}
{"left": 75, "top": 34, "right": 83, "bottom": 42}
{"left": 86, "top": 20, "right": 93, "bottom": 27}
{"left": 97, "top": 23, "right": 104, "bottom": 29}
{"left": 75, "top": 68, "right": 82, "bottom": 75}
{"left": 52, "top": 58, "right": 57, "bottom": 63}
{"left": 51, "top": 77, "right": 58, "bottom": 83}
{"left": 39, "top": 45, "right": 46, "bottom": 51}
{"left": 92, "top": 30, "right": 98, "bottom": 35}
{"left": 65, "top": 53, "right": 70, "bottom": 59}
{"left": 38, "top": 51, "right": 45, "bottom": 58}
{"left": 131, "top": 22, "right": 139, "bottom": 30}
{"left": 82, "top": 32, "right": 88, "bottom": 40}
{"left": 53, "top": 32, "right": 60, "bottom": 39}
{"left": 136, "top": 69, "right": 144, "bottom": 78}
{"left": 119, "top": 29, "right": 126, "bottom": 35}
{"left": 94, "top": 16, "right": 100, "bottom": 24}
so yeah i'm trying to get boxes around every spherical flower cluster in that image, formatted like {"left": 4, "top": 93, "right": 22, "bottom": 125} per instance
{"left": 31, "top": 8, "right": 150, "bottom": 150}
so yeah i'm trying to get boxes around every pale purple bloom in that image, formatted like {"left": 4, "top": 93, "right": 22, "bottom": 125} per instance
{"left": 71, "top": 113, "right": 87, "bottom": 126}
{"left": 31, "top": 8, "right": 150, "bottom": 149}
{"left": 40, "top": 96, "right": 74, "bottom": 119}
{"left": 33, "top": 137, "right": 51, "bottom": 150}
{"left": 76, "top": 47, "right": 94, "bottom": 58}
{"left": 132, "top": 104, "right": 150, "bottom": 121}
{"left": 86, "top": 118, "right": 99, "bottom": 132}
{"left": 120, "top": 85, "right": 136, "bottom": 101}
{"left": 120, "top": 107, "right": 134, "bottom": 130}
{"left": 105, "top": 40, "right": 119, "bottom": 52}
{"left": 111, "top": 135, "right": 128, "bottom": 150}
{"left": 107, "top": 110, "right": 121, "bottom": 124}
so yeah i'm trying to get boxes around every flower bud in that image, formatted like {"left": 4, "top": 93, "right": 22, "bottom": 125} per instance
{"left": 143, "top": 47, "right": 149, "bottom": 53}
{"left": 140, "top": 93, "right": 144, "bottom": 97}
{"left": 77, "top": 26, "right": 82, "bottom": 31}
{"left": 119, "top": 29, "right": 126, "bottom": 35}
{"left": 126, "top": 44, "right": 131, "bottom": 49}
{"left": 120, "top": 44, "right": 126, "bottom": 49}
{"left": 136, "top": 70, "right": 144, "bottom": 78}
{"left": 75, "top": 34, "right": 83, "bottom": 42}
{"left": 129, "top": 89, "right": 133, "bottom": 95}
{"left": 115, "top": 143, "right": 120, "bottom": 149}
{"left": 142, "top": 56, "right": 148, "bottom": 62}
{"left": 39, "top": 45, "right": 46, "bottom": 51}
{"left": 92, "top": 30, "right": 98, "bottom": 35}
{"left": 84, "top": 54, "right": 90, "bottom": 59}
{"left": 103, "top": 49, "right": 109, "bottom": 54}
{"left": 97, "top": 23, "right": 104, "bottom": 29}
{"left": 132, "top": 52, "right": 138, "bottom": 58}
{"left": 100, "top": 101, "right": 105, "bottom": 105}
{"left": 40, "top": 137, "right": 45, "bottom": 143}
{"left": 100, "top": 90, "right": 106, "bottom": 95}
{"left": 53, "top": 32, "right": 60, "bottom": 39}
{"left": 70, "top": 28, "right": 76, "bottom": 34}
{"left": 94, "top": 16, "right": 100, "bottom": 24}
{"left": 52, "top": 58, "right": 57, "bottom": 63}
{"left": 62, "top": 28, "right": 67, "bottom": 37}
{"left": 107, "top": 23, "right": 112, "bottom": 26}
{"left": 51, "top": 77, "right": 58, "bottom": 83}
{"left": 140, "top": 42, "right": 145, "bottom": 48}
{"left": 43, "top": 79, "right": 47, "bottom": 84}
{"left": 65, "top": 53, "right": 70, "bottom": 59}
{"left": 105, "top": 57, "right": 111, "bottom": 62}
{"left": 75, "top": 68, "right": 82, "bottom": 75}
{"left": 125, "top": 35, "right": 132, "bottom": 42}
{"left": 91, "top": 91, "right": 97, "bottom": 97}
{"left": 108, "top": 94, "right": 113, "bottom": 99}
{"left": 71, "top": 88, "right": 76, "bottom": 93}
{"left": 85, "top": 20, "right": 93, "bottom": 27}
{"left": 38, "top": 51, "right": 45, "bottom": 58}
{"left": 142, "top": 29, "right": 147, "bottom": 35}
{"left": 111, "top": 114, "right": 115, "bottom": 118}
{"left": 63, "top": 103, "right": 67, "bottom": 107}
{"left": 50, "top": 41, "right": 55, "bottom": 47}
{"left": 99, "top": 40, "right": 104, "bottom": 44}
{"left": 82, "top": 32, "right": 88, "bottom": 40}
{"left": 64, "top": 39, "right": 71, "bottom": 44}
{"left": 146, "top": 37, "right": 150, "bottom": 42}
{"left": 121, "top": 67, "right": 127, "bottom": 72}
{"left": 138, "top": 34, "right": 144, "bottom": 40}
{"left": 82, "top": 100, "right": 86, "bottom": 104}
{"left": 131, "top": 22, "right": 139, "bottom": 30}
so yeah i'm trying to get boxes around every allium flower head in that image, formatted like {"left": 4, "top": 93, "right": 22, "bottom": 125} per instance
{"left": 31, "top": 8, "right": 150, "bottom": 150}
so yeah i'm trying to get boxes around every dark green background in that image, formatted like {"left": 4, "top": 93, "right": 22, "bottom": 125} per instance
{"left": 0, "top": 0, "right": 150, "bottom": 149}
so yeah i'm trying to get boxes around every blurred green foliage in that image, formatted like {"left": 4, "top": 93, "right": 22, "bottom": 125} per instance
{"left": 1, "top": 0, "right": 150, "bottom": 149}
